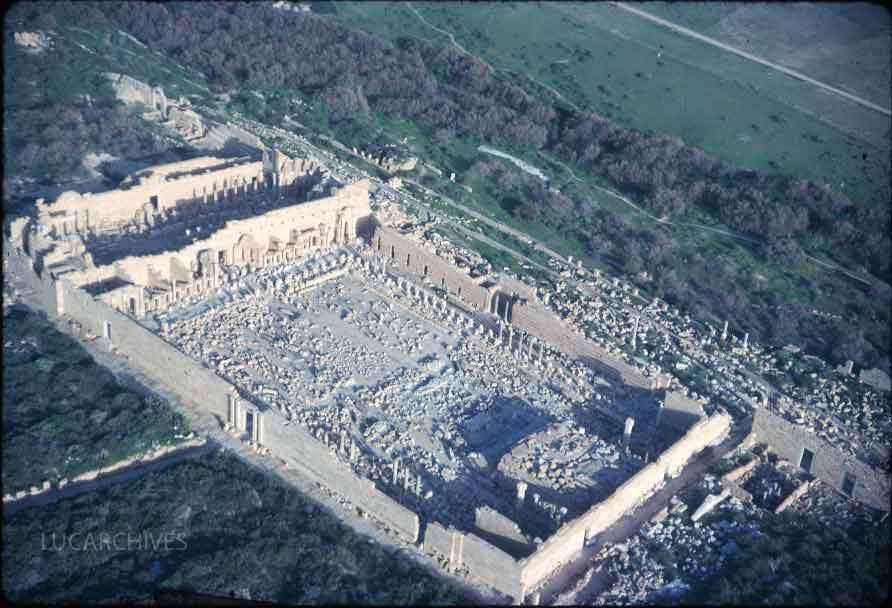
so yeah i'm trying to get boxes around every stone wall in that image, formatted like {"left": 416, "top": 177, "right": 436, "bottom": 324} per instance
{"left": 519, "top": 412, "right": 731, "bottom": 593}
{"left": 500, "top": 276, "right": 649, "bottom": 390}
{"left": 460, "top": 532, "right": 522, "bottom": 600}
{"left": 57, "top": 278, "right": 233, "bottom": 422}
{"left": 4, "top": 245, "right": 58, "bottom": 316}
{"left": 260, "top": 406, "right": 420, "bottom": 542}
{"left": 423, "top": 521, "right": 458, "bottom": 564}
{"left": 474, "top": 505, "right": 531, "bottom": 554}
{"left": 420, "top": 520, "right": 522, "bottom": 600}
{"left": 370, "top": 225, "right": 494, "bottom": 312}
{"left": 753, "top": 406, "right": 890, "bottom": 511}
{"left": 661, "top": 389, "right": 706, "bottom": 432}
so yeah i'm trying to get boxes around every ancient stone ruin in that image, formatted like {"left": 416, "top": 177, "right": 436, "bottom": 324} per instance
{"left": 5, "top": 147, "right": 847, "bottom": 603}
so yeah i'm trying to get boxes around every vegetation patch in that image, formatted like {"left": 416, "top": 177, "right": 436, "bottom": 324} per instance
{"left": 2, "top": 306, "right": 188, "bottom": 494}
{"left": 2, "top": 448, "right": 469, "bottom": 604}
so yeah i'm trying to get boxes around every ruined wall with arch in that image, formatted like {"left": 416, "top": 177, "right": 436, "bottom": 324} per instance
{"left": 62, "top": 180, "right": 372, "bottom": 318}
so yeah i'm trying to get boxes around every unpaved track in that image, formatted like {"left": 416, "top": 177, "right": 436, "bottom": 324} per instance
{"left": 613, "top": 2, "right": 891, "bottom": 117}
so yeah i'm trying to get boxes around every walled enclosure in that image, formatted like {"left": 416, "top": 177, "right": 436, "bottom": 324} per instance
{"left": 517, "top": 412, "right": 731, "bottom": 593}
{"left": 5, "top": 147, "right": 743, "bottom": 602}
{"left": 753, "top": 406, "right": 890, "bottom": 511}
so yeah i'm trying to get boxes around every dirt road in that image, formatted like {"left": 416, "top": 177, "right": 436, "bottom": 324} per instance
{"left": 613, "top": 2, "right": 891, "bottom": 117}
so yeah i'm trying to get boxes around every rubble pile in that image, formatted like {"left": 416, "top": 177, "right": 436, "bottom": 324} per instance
{"left": 498, "top": 420, "right": 644, "bottom": 513}
{"left": 538, "top": 259, "right": 890, "bottom": 461}
{"left": 156, "top": 245, "right": 643, "bottom": 532}
{"left": 596, "top": 492, "right": 760, "bottom": 605}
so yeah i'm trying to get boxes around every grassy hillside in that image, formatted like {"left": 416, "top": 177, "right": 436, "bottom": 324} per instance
{"left": 327, "top": 1, "right": 890, "bottom": 211}
{"left": 639, "top": 2, "right": 892, "bottom": 111}
{"left": 3, "top": 4, "right": 213, "bottom": 188}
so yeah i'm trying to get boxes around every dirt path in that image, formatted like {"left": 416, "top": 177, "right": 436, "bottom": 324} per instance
{"left": 612, "top": 2, "right": 891, "bottom": 117}
{"left": 405, "top": 2, "right": 473, "bottom": 58}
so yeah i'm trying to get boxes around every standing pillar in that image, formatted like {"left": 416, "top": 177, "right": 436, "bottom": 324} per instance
{"left": 538, "top": 342, "right": 544, "bottom": 367}
{"left": 392, "top": 459, "right": 400, "bottom": 485}
{"left": 721, "top": 320, "right": 728, "bottom": 342}
{"left": 623, "top": 417, "right": 635, "bottom": 449}
{"left": 516, "top": 481, "right": 528, "bottom": 504}
{"left": 632, "top": 315, "right": 640, "bottom": 350}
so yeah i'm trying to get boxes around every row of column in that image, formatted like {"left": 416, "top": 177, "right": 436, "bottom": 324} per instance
{"left": 226, "top": 393, "right": 263, "bottom": 446}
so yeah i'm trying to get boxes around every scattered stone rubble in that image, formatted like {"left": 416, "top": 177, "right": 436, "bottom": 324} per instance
{"left": 156, "top": 244, "right": 647, "bottom": 534}
{"left": 594, "top": 485, "right": 760, "bottom": 604}
{"left": 534, "top": 255, "right": 890, "bottom": 462}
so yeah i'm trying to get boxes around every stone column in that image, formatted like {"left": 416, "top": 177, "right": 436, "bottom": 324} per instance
{"left": 516, "top": 481, "right": 528, "bottom": 503}
{"left": 632, "top": 315, "right": 640, "bottom": 350}
{"left": 623, "top": 417, "right": 635, "bottom": 448}
{"left": 721, "top": 320, "right": 728, "bottom": 342}
{"left": 393, "top": 459, "right": 400, "bottom": 485}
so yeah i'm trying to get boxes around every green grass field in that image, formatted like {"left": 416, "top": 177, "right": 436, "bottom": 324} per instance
{"left": 327, "top": 2, "right": 889, "bottom": 211}
{"left": 639, "top": 2, "right": 891, "bottom": 111}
